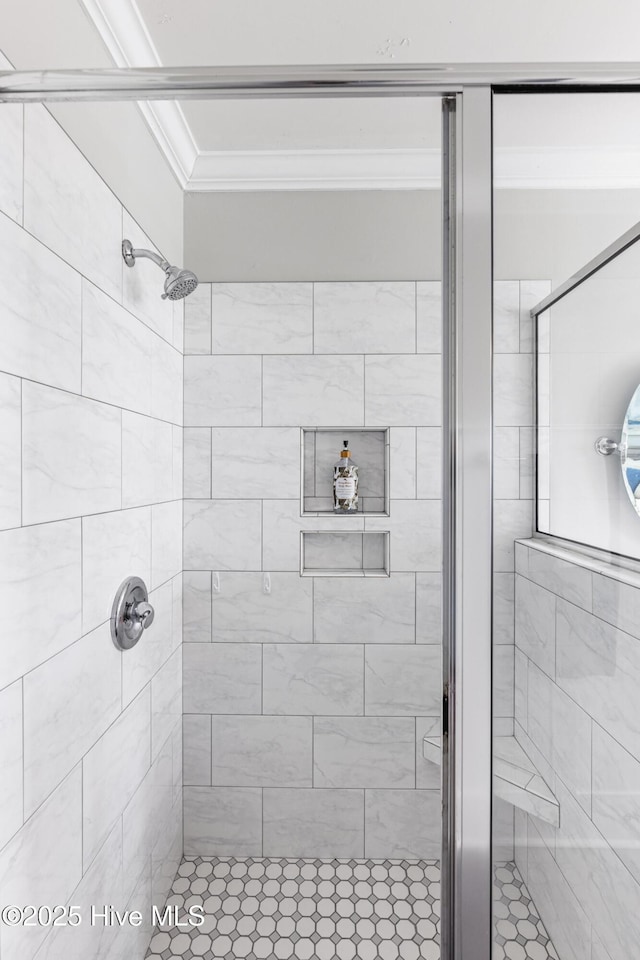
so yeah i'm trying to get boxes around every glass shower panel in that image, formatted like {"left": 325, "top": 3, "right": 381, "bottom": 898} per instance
{"left": 493, "top": 90, "right": 640, "bottom": 960}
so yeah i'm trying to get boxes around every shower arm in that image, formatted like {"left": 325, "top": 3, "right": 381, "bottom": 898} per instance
{"left": 122, "top": 239, "right": 170, "bottom": 273}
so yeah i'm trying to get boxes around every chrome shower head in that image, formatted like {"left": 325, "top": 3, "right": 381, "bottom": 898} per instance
{"left": 122, "top": 239, "right": 199, "bottom": 301}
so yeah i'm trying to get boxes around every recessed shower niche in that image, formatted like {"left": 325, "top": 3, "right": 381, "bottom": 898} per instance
{"left": 301, "top": 427, "right": 390, "bottom": 516}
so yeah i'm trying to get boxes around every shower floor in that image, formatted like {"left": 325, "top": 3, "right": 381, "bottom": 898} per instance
{"left": 145, "top": 857, "right": 556, "bottom": 960}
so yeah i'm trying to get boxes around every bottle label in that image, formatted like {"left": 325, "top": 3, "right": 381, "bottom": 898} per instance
{"left": 335, "top": 477, "right": 356, "bottom": 499}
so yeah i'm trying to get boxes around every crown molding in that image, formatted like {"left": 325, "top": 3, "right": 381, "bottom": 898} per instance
{"left": 80, "top": 1, "right": 640, "bottom": 192}
{"left": 79, "top": 0, "right": 198, "bottom": 187}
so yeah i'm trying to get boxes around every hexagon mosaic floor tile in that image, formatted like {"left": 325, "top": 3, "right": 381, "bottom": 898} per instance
{"left": 145, "top": 858, "right": 557, "bottom": 960}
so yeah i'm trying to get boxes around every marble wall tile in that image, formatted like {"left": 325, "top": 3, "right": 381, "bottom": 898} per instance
{"left": 493, "top": 354, "right": 533, "bottom": 426}
{"left": 519, "top": 426, "right": 535, "bottom": 499}
{"left": 184, "top": 355, "right": 262, "bottom": 427}
{"left": 183, "top": 787, "right": 262, "bottom": 857}
{"left": 0, "top": 680, "right": 23, "bottom": 851}
{"left": 121, "top": 412, "right": 174, "bottom": 508}
{"left": 493, "top": 281, "right": 520, "bottom": 353}
{"left": 389, "top": 427, "right": 417, "bottom": 499}
{"left": 367, "top": 499, "right": 441, "bottom": 572}
{"left": 314, "top": 573, "right": 415, "bottom": 644}
{"left": 151, "top": 499, "right": 183, "bottom": 588}
{"left": 172, "top": 297, "right": 185, "bottom": 354}
{"left": 183, "top": 571, "right": 212, "bottom": 643}
{"left": 514, "top": 649, "right": 528, "bottom": 730}
{"left": 515, "top": 575, "right": 556, "bottom": 676}
{"left": 557, "top": 598, "right": 640, "bottom": 759}
{"left": 263, "top": 788, "right": 364, "bottom": 859}
{"left": 0, "top": 211, "right": 81, "bottom": 391}
{"left": 82, "top": 506, "right": 151, "bottom": 634}
{"left": 494, "top": 645, "right": 515, "bottom": 718}
{"left": 24, "top": 106, "right": 122, "bottom": 301}
{"left": 1, "top": 519, "right": 81, "bottom": 689}
{"left": 365, "top": 354, "right": 441, "bottom": 426}
{"left": 526, "top": 818, "right": 592, "bottom": 960}
{"left": 0, "top": 767, "right": 82, "bottom": 960}
{"left": 22, "top": 383, "right": 121, "bottom": 525}
{"left": 262, "top": 500, "right": 362, "bottom": 572}
{"left": 365, "top": 789, "right": 440, "bottom": 859}
{"left": 211, "top": 427, "right": 300, "bottom": 498}
{"left": 183, "top": 642, "right": 262, "bottom": 714}
{"left": 183, "top": 715, "right": 211, "bottom": 786}
{"left": 416, "top": 281, "right": 441, "bottom": 353}
{"left": 593, "top": 571, "right": 640, "bottom": 640}
{"left": 519, "top": 280, "right": 551, "bottom": 353}
{"left": 416, "top": 573, "right": 442, "bottom": 644}
{"left": 314, "top": 717, "right": 415, "bottom": 789}
{"left": 365, "top": 645, "right": 440, "bottom": 715}
{"left": 263, "top": 644, "right": 364, "bottom": 715}
{"left": 184, "top": 428, "right": 212, "bottom": 498}
{"left": 121, "top": 211, "right": 174, "bottom": 345}
{"left": 413, "top": 427, "right": 441, "bottom": 501}
{"left": 81, "top": 279, "right": 152, "bottom": 416}
{"left": 592, "top": 723, "right": 640, "bottom": 885}
{"left": 211, "top": 715, "right": 312, "bottom": 787}
{"left": 494, "top": 426, "right": 520, "bottom": 499}
{"left": 493, "top": 796, "right": 515, "bottom": 862}
{"left": 184, "top": 282, "right": 211, "bottom": 354}
{"left": 263, "top": 355, "right": 364, "bottom": 426}
{"left": 23, "top": 621, "right": 121, "bottom": 818}
{"left": 416, "top": 718, "right": 441, "bottom": 789}
{"left": 303, "top": 530, "right": 367, "bottom": 572}
{"left": 122, "top": 580, "right": 177, "bottom": 707}
{"left": 526, "top": 545, "right": 592, "bottom": 611}
{"left": 314, "top": 282, "right": 416, "bottom": 354}
{"left": 183, "top": 499, "right": 262, "bottom": 571}
{"left": 0, "top": 372, "right": 21, "bottom": 529}
{"left": 210, "top": 572, "right": 313, "bottom": 643}
{"left": 493, "top": 500, "right": 533, "bottom": 572}
{"left": 0, "top": 103, "right": 22, "bottom": 222}
{"left": 514, "top": 807, "right": 528, "bottom": 881}
{"left": 493, "top": 572, "right": 514, "bottom": 645}
{"left": 211, "top": 282, "right": 312, "bottom": 354}
{"left": 151, "top": 647, "right": 182, "bottom": 760}
{"left": 82, "top": 688, "right": 151, "bottom": 870}
{"left": 151, "top": 334, "right": 183, "bottom": 426}
{"left": 121, "top": 740, "right": 172, "bottom": 902}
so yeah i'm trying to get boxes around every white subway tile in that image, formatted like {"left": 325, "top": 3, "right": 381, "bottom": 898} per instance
{"left": 183, "top": 787, "right": 262, "bottom": 857}
{"left": 22, "top": 383, "right": 121, "bottom": 524}
{"left": 211, "top": 282, "right": 312, "bottom": 354}
{"left": 365, "top": 354, "right": 441, "bottom": 427}
{"left": 183, "top": 499, "right": 262, "bottom": 571}
{"left": 263, "top": 355, "right": 364, "bottom": 426}
{"left": 263, "top": 788, "right": 364, "bottom": 859}
{"left": 0, "top": 212, "right": 81, "bottom": 391}
{"left": 263, "top": 645, "right": 363, "bottom": 715}
{"left": 365, "top": 789, "right": 440, "bottom": 859}
{"left": 24, "top": 106, "right": 122, "bottom": 301}
{"left": 0, "top": 520, "right": 81, "bottom": 689}
{"left": 365, "top": 646, "right": 440, "bottom": 715}
{"left": 211, "top": 572, "right": 312, "bottom": 643}
{"left": 211, "top": 427, "right": 300, "bottom": 498}
{"left": 0, "top": 372, "right": 21, "bottom": 529}
{"left": 314, "top": 282, "right": 415, "bottom": 354}
{"left": 183, "top": 643, "right": 262, "bottom": 714}
{"left": 210, "top": 715, "right": 313, "bottom": 788}
{"left": 314, "top": 717, "right": 415, "bottom": 789}
{"left": 0, "top": 680, "right": 23, "bottom": 850}
{"left": 184, "top": 355, "right": 262, "bottom": 426}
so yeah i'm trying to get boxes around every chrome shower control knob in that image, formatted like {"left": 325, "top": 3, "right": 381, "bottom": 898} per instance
{"left": 111, "top": 577, "right": 155, "bottom": 651}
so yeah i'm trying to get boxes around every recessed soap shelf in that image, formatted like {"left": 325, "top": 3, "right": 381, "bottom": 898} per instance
{"left": 301, "top": 427, "right": 390, "bottom": 517}
{"left": 300, "top": 530, "right": 390, "bottom": 577}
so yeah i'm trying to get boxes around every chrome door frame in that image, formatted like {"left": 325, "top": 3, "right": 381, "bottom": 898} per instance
{"left": 4, "top": 63, "right": 640, "bottom": 960}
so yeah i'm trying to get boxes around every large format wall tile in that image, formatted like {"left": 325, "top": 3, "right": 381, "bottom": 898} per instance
{"left": 365, "top": 789, "right": 440, "bottom": 859}
{"left": 263, "top": 355, "right": 364, "bottom": 426}
{"left": 0, "top": 103, "right": 22, "bottom": 222}
{"left": 22, "top": 382, "right": 121, "bottom": 525}
{"left": 0, "top": 680, "right": 23, "bottom": 851}
{"left": 184, "top": 283, "right": 211, "bottom": 354}
{"left": 493, "top": 354, "right": 533, "bottom": 426}
{"left": 593, "top": 570, "right": 640, "bottom": 640}
{"left": 122, "top": 580, "right": 177, "bottom": 707}
{"left": 263, "top": 788, "right": 364, "bottom": 858}
{"left": 184, "top": 787, "right": 262, "bottom": 857}
{"left": 121, "top": 412, "right": 175, "bottom": 508}
{"left": 592, "top": 723, "right": 640, "bottom": 885}
{"left": 211, "top": 427, "right": 301, "bottom": 498}
{"left": 364, "top": 645, "right": 440, "bottom": 715}
{"left": 151, "top": 647, "right": 182, "bottom": 761}
{"left": 1, "top": 520, "right": 81, "bottom": 689}
{"left": 184, "top": 355, "right": 262, "bottom": 426}
{"left": 151, "top": 499, "right": 183, "bottom": 588}
{"left": 263, "top": 644, "right": 364, "bottom": 715}
{"left": 515, "top": 575, "right": 556, "bottom": 676}
{"left": 416, "top": 573, "right": 442, "bottom": 644}
{"left": 0, "top": 372, "right": 21, "bottom": 529}
{"left": 183, "top": 643, "right": 262, "bottom": 714}
{"left": 23, "top": 622, "right": 121, "bottom": 818}
{"left": 365, "top": 355, "right": 441, "bottom": 426}
{"left": 0, "top": 212, "right": 81, "bottom": 391}
{"left": 314, "top": 282, "right": 416, "bottom": 354}
{"left": 314, "top": 717, "right": 415, "bottom": 789}
{"left": 211, "top": 573, "right": 313, "bottom": 643}
{"left": 416, "top": 282, "right": 441, "bottom": 353}
{"left": 211, "top": 283, "right": 313, "bottom": 354}
{"left": 183, "top": 715, "right": 211, "bottom": 786}
{"left": 183, "top": 499, "right": 262, "bottom": 570}
{"left": 366, "top": 500, "right": 441, "bottom": 571}
{"left": 151, "top": 333, "right": 183, "bottom": 426}
{"left": 314, "top": 574, "right": 415, "bottom": 644}
{"left": 210, "top": 715, "right": 313, "bottom": 787}
{"left": 24, "top": 106, "right": 122, "bottom": 301}
{"left": 525, "top": 545, "right": 592, "bottom": 611}
{"left": 184, "top": 428, "right": 212, "bottom": 498}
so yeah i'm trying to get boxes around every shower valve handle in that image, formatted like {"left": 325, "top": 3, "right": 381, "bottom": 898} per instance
{"left": 131, "top": 600, "right": 154, "bottom": 630}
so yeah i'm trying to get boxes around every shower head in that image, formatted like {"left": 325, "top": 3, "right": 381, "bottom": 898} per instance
{"left": 122, "top": 239, "right": 198, "bottom": 301}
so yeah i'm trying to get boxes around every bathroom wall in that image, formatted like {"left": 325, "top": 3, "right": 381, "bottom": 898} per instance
{"left": 0, "top": 100, "right": 183, "bottom": 960}
{"left": 514, "top": 538, "right": 640, "bottom": 960}
{"left": 182, "top": 279, "right": 443, "bottom": 859}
